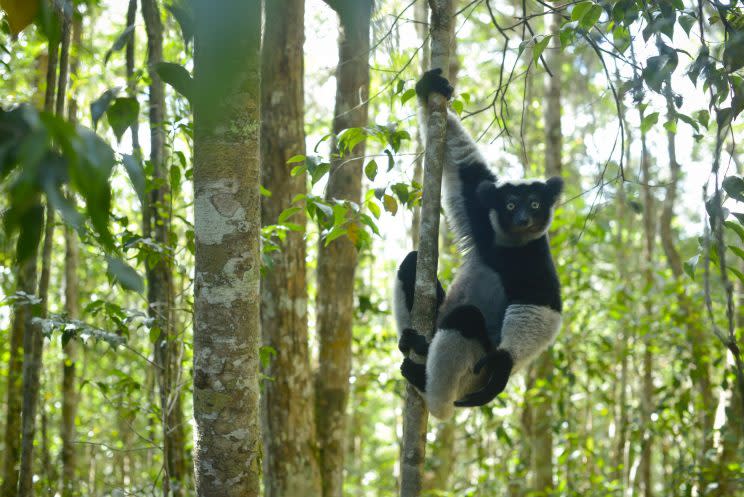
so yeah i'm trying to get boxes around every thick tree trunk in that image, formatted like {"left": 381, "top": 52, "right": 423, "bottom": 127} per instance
{"left": 192, "top": 2, "right": 262, "bottom": 496}
{"left": 140, "top": 2, "right": 186, "bottom": 494}
{"left": 260, "top": 1, "right": 321, "bottom": 496}
{"left": 314, "top": 3, "right": 372, "bottom": 497}
{"left": 399, "top": 2, "right": 453, "bottom": 496}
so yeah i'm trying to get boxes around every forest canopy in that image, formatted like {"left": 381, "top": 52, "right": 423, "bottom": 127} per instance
{"left": 0, "top": 0, "right": 743, "bottom": 496}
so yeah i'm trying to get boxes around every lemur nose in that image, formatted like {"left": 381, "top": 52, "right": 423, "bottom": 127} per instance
{"left": 514, "top": 214, "right": 530, "bottom": 226}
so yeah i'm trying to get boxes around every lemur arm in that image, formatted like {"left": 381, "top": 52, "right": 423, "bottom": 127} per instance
{"left": 415, "top": 69, "right": 496, "bottom": 245}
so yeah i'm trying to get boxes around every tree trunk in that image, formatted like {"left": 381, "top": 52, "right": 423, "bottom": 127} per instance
{"left": 192, "top": 1, "right": 262, "bottom": 496}
{"left": 529, "top": 8, "right": 562, "bottom": 496}
{"left": 638, "top": 93, "right": 655, "bottom": 497}
{"left": 140, "top": 1, "right": 186, "bottom": 494}
{"left": 126, "top": 0, "right": 140, "bottom": 152}
{"left": 1, "top": 15, "right": 61, "bottom": 497}
{"left": 399, "top": 1, "right": 453, "bottom": 496}
{"left": 658, "top": 78, "right": 715, "bottom": 491}
{"left": 260, "top": 1, "right": 321, "bottom": 496}
{"left": 314, "top": 3, "right": 372, "bottom": 497}
{"left": 18, "top": 5, "right": 69, "bottom": 494}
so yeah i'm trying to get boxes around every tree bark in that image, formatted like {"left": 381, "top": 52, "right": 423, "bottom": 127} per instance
{"left": 530, "top": 9, "right": 561, "bottom": 495}
{"left": 638, "top": 93, "right": 655, "bottom": 497}
{"left": 126, "top": 0, "right": 140, "bottom": 152}
{"left": 399, "top": 2, "right": 453, "bottom": 496}
{"left": 141, "top": 1, "right": 186, "bottom": 494}
{"left": 314, "top": 3, "right": 372, "bottom": 497}
{"left": 1, "top": 12, "right": 61, "bottom": 497}
{"left": 18, "top": 4, "right": 69, "bottom": 495}
{"left": 192, "top": 1, "right": 262, "bottom": 496}
{"left": 658, "top": 78, "right": 715, "bottom": 491}
{"left": 260, "top": 1, "right": 321, "bottom": 496}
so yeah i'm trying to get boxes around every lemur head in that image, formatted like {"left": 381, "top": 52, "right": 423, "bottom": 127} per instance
{"left": 476, "top": 177, "right": 563, "bottom": 246}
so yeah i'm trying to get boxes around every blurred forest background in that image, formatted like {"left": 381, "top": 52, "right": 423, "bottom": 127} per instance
{"left": 1, "top": 0, "right": 743, "bottom": 496}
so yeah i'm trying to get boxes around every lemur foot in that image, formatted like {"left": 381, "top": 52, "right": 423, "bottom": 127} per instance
{"left": 415, "top": 68, "right": 454, "bottom": 101}
{"left": 397, "top": 250, "right": 446, "bottom": 312}
{"left": 401, "top": 358, "right": 427, "bottom": 392}
{"left": 454, "top": 349, "right": 513, "bottom": 407}
{"left": 398, "top": 328, "right": 429, "bottom": 356}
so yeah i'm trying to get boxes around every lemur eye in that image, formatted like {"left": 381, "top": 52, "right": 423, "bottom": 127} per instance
{"left": 506, "top": 203, "right": 516, "bottom": 211}
{"left": 531, "top": 201, "right": 540, "bottom": 209}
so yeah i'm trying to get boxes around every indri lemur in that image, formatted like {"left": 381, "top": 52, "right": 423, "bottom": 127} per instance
{"left": 394, "top": 69, "right": 563, "bottom": 420}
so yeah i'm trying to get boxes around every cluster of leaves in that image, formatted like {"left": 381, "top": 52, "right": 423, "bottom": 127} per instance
{"left": 0, "top": 104, "right": 144, "bottom": 290}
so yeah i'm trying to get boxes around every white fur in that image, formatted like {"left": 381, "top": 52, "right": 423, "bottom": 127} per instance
{"left": 499, "top": 304, "right": 562, "bottom": 371}
{"left": 425, "top": 329, "right": 488, "bottom": 419}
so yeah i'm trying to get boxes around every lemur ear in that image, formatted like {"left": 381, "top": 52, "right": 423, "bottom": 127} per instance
{"left": 476, "top": 181, "right": 498, "bottom": 208}
{"left": 544, "top": 176, "right": 564, "bottom": 203}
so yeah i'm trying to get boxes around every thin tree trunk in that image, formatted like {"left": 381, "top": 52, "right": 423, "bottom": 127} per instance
{"left": 411, "top": 0, "right": 430, "bottom": 248}
{"left": 314, "top": 3, "right": 372, "bottom": 497}
{"left": 17, "top": 4, "right": 69, "bottom": 494}
{"left": 260, "top": 1, "right": 321, "bottom": 496}
{"left": 658, "top": 78, "right": 715, "bottom": 491}
{"left": 140, "top": 1, "right": 186, "bottom": 494}
{"left": 61, "top": 224, "right": 79, "bottom": 497}
{"left": 192, "top": 1, "right": 262, "bottom": 495}
{"left": 638, "top": 94, "right": 655, "bottom": 497}
{"left": 126, "top": 0, "right": 140, "bottom": 152}
{"left": 1, "top": 16, "right": 61, "bottom": 497}
{"left": 399, "top": 2, "right": 453, "bottom": 496}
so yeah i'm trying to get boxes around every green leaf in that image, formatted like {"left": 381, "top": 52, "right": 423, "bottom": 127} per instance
{"left": 571, "top": 1, "right": 593, "bottom": 22}
{"left": 310, "top": 162, "right": 330, "bottom": 185}
{"left": 106, "top": 257, "right": 144, "bottom": 293}
{"left": 679, "top": 14, "right": 696, "bottom": 36}
{"left": 323, "top": 225, "right": 347, "bottom": 246}
{"left": 367, "top": 199, "right": 381, "bottom": 219}
{"left": 683, "top": 254, "right": 699, "bottom": 279}
{"left": 579, "top": 4, "right": 603, "bottom": 30}
{"left": 106, "top": 97, "right": 139, "bottom": 142}
{"left": 729, "top": 245, "right": 744, "bottom": 261}
{"left": 90, "top": 88, "right": 119, "bottom": 129}
{"left": 287, "top": 154, "right": 306, "bottom": 164}
{"left": 725, "top": 220, "right": 744, "bottom": 243}
{"left": 383, "top": 194, "right": 398, "bottom": 215}
{"left": 723, "top": 31, "right": 744, "bottom": 73}
{"left": 640, "top": 112, "right": 659, "bottom": 133}
{"left": 451, "top": 99, "right": 463, "bottom": 115}
{"left": 290, "top": 165, "right": 307, "bottom": 177}
{"left": 364, "top": 159, "right": 378, "bottom": 181}
{"left": 401, "top": 88, "right": 417, "bottom": 104}
{"left": 278, "top": 206, "right": 302, "bottom": 223}
{"left": 260, "top": 185, "right": 272, "bottom": 197}
{"left": 642, "top": 54, "right": 678, "bottom": 93}
{"left": 165, "top": 0, "right": 194, "bottom": 47}
{"left": 533, "top": 35, "right": 551, "bottom": 65}
{"left": 663, "top": 120, "right": 677, "bottom": 134}
{"left": 104, "top": 24, "right": 135, "bottom": 66}
{"left": 155, "top": 62, "right": 193, "bottom": 102}
{"left": 149, "top": 326, "right": 161, "bottom": 344}
{"left": 121, "top": 154, "right": 146, "bottom": 206}
{"left": 723, "top": 175, "right": 744, "bottom": 202}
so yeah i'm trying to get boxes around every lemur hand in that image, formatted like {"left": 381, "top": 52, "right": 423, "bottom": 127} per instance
{"left": 415, "top": 68, "right": 454, "bottom": 101}
{"left": 454, "top": 349, "right": 513, "bottom": 407}
{"left": 398, "top": 328, "right": 429, "bottom": 357}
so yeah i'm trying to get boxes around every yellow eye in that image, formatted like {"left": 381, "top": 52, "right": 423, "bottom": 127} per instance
{"left": 506, "top": 203, "right": 516, "bottom": 211}
{"left": 531, "top": 201, "right": 540, "bottom": 209}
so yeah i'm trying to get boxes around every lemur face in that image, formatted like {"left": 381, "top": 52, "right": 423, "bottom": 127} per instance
{"left": 476, "top": 177, "right": 563, "bottom": 245}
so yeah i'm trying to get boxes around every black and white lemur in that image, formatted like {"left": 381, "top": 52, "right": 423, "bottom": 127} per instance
{"left": 394, "top": 69, "right": 563, "bottom": 420}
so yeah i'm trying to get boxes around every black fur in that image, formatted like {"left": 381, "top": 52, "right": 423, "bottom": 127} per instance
{"left": 438, "top": 305, "right": 492, "bottom": 353}
{"left": 401, "top": 358, "right": 427, "bottom": 391}
{"left": 399, "top": 328, "right": 430, "bottom": 356}
{"left": 415, "top": 68, "right": 454, "bottom": 101}
{"left": 397, "top": 250, "right": 446, "bottom": 312}
{"left": 454, "top": 349, "right": 513, "bottom": 407}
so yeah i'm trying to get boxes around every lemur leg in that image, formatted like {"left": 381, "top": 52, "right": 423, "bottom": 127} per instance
{"left": 455, "top": 304, "right": 561, "bottom": 407}
{"left": 394, "top": 250, "right": 445, "bottom": 357}
{"left": 425, "top": 305, "right": 491, "bottom": 419}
